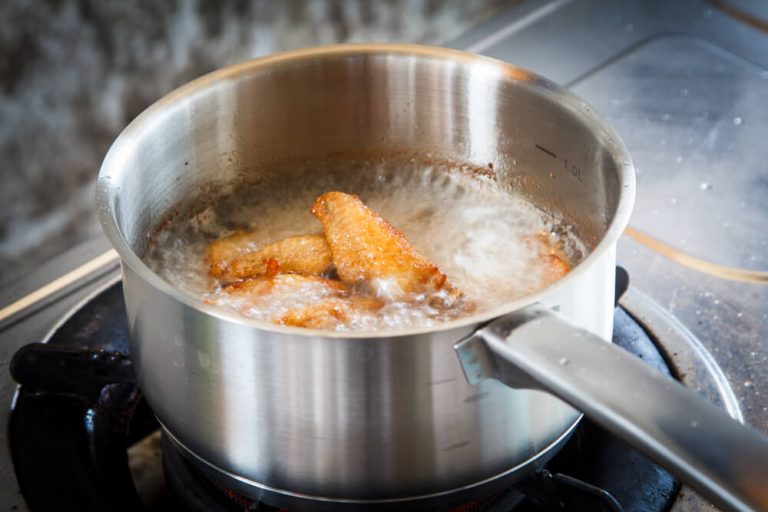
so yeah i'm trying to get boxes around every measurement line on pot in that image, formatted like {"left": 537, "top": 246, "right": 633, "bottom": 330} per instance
{"left": 535, "top": 144, "right": 557, "bottom": 158}
{"left": 563, "top": 158, "right": 583, "bottom": 182}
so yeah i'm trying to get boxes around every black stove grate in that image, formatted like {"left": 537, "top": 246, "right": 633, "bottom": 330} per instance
{"left": 162, "top": 430, "right": 525, "bottom": 512}
{"left": 8, "top": 274, "right": 679, "bottom": 511}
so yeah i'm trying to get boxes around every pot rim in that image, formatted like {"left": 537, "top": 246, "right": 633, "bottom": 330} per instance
{"left": 96, "top": 43, "right": 635, "bottom": 340}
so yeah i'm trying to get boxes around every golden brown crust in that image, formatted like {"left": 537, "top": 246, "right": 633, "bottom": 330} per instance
{"left": 206, "top": 230, "right": 264, "bottom": 277}
{"left": 543, "top": 253, "right": 570, "bottom": 283}
{"left": 219, "top": 274, "right": 347, "bottom": 298}
{"left": 278, "top": 296, "right": 383, "bottom": 329}
{"left": 310, "top": 191, "right": 455, "bottom": 297}
{"left": 529, "top": 231, "right": 571, "bottom": 286}
{"left": 208, "top": 233, "right": 332, "bottom": 282}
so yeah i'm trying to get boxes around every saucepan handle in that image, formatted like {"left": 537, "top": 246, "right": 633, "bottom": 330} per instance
{"left": 455, "top": 304, "right": 768, "bottom": 512}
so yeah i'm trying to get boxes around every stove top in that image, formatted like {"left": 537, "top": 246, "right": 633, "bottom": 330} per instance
{"left": 2, "top": 0, "right": 767, "bottom": 510}
{"left": 8, "top": 278, "right": 724, "bottom": 511}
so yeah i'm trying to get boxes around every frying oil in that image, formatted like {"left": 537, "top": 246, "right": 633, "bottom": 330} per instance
{"left": 144, "top": 160, "right": 588, "bottom": 331}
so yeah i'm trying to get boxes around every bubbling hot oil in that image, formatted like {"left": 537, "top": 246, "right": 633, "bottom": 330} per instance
{"left": 144, "top": 162, "right": 588, "bottom": 331}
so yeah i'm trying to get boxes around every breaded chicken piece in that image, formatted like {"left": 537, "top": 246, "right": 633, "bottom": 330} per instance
{"left": 543, "top": 254, "right": 569, "bottom": 283}
{"left": 219, "top": 273, "right": 346, "bottom": 299}
{"left": 530, "top": 231, "right": 570, "bottom": 285}
{"left": 210, "top": 274, "right": 381, "bottom": 329}
{"left": 278, "top": 296, "right": 383, "bottom": 329}
{"left": 310, "top": 192, "right": 459, "bottom": 300}
{"left": 206, "top": 230, "right": 263, "bottom": 276}
{"left": 208, "top": 233, "right": 332, "bottom": 282}
{"left": 209, "top": 274, "right": 348, "bottom": 320}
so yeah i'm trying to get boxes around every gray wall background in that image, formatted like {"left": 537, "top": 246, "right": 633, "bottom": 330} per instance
{"left": 0, "top": 0, "right": 512, "bottom": 285}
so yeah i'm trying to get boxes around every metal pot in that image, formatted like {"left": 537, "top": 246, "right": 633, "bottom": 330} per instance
{"left": 96, "top": 45, "right": 768, "bottom": 511}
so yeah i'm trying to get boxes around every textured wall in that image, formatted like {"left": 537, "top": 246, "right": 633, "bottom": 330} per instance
{"left": 0, "top": 0, "right": 511, "bottom": 284}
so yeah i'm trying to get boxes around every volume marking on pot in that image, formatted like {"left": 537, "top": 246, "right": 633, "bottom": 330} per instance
{"left": 442, "top": 441, "right": 471, "bottom": 451}
{"left": 427, "top": 378, "right": 458, "bottom": 386}
{"left": 464, "top": 392, "right": 490, "bottom": 403}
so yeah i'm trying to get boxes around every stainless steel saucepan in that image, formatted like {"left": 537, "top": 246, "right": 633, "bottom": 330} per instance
{"left": 96, "top": 44, "right": 768, "bottom": 511}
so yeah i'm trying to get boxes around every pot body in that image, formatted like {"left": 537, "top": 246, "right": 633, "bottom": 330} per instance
{"left": 98, "top": 45, "right": 633, "bottom": 504}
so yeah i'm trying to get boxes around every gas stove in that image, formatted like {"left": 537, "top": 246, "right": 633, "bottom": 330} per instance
{"left": 2, "top": 0, "right": 767, "bottom": 510}
{"left": 4, "top": 274, "right": 731, "bottom": 511}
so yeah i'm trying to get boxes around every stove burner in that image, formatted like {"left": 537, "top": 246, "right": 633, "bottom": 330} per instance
{"left": 162, "top": 435, "right": 523, "bottom": 512}
{"left": 8, "top": 275, "right": 683, "bottom": 511}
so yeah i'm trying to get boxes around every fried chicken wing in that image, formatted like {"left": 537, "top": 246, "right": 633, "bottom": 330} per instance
{"left": 209, "top": 274, "right": 382, "bottom": 329}
{"left": 219, "top": 273, "right": 346, "bottom": 299}
{"left": 543, "top": 254, "right": 569, "bottom": 283}
{"left": 310, "top": 192, "right": 457, "bottom": 300}
{"left": 208, "top": 274, "right": 348, "bottom": 318}
{"left": 206, "top": 191, "right": 468, "bottom": 329}
{"left": 278, "top": 296, "right": 383, "bottom": 329}
{"left": 529, "top": 231, "right": 570, "bottom": 286}
{"left": 206, "top": 230, "right": 263, "bottom": 277}
{"left": 208, "top": 233, "right": 332, "bottom": 282}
